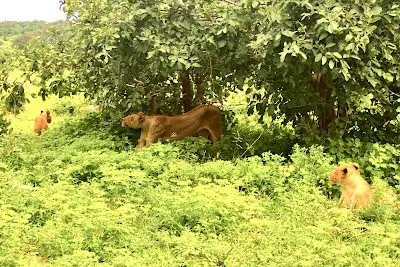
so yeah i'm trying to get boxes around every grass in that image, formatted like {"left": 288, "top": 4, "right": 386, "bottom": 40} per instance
{"left": 0, "top": 95, "right": 399, "bottom": 266}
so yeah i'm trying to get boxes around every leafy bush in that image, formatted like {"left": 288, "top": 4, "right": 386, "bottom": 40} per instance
{"left": 0, "top": 112, "right": 11, "bottom": 135}
{"left": 327, "top": 139, "right": 400, "bottom": 188}
{"left": 52, "top": 98, "right": 79, "bottom": 115}
{"left": 220, "top": 104, "right": 297, "bottom": 159}
{"left": 1, "top": 103, "right": 400, "bottom": 266}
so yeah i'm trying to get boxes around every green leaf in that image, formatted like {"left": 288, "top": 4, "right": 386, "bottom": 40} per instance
{"left": 321, "top": 56, "right": 327, "bottom": 65}
{"left": 345, "top": 34, "right": 353, "bottom": 41}
{"left": 292, "top": 43, "right": 300, "bottom": 53}
{"left": 282, "top": 30, "right": 295, "bottom": 38}
{"left": 345, "top": 43, "right": 355, "bottom": 51}
{"left": 333, "top": 52, "right": 342, "bottom": 59}
{"left": 280, "top": 51, "right": 288, "bottom": 62}
{"left": 147, "top": 51, "right": 156, "bottom": 59}
{"left": 299, "top": 51, "right": 307, "bottom": 60}
{"left": 303, "top": 43, "right": 313, "bottom": 50}
{"left": 326, "top": 43, "right": 335, "bottom": 48}
{"left": 383, "top": 73, "right": 394, "bottom": 82}
{"left": 329, "top": 60, "right": 335, "bottom": 69}
{"left": 218, "top": 40, "right": 227, "bottom": 48}
{"left": 367, "top": 76, "right": 379, "bottom": 87}
{"left": 315, "top": 53, "right": 322, "bottom": 62}
{"left": 370, "top": 6, "right": 382, "bottom": 16}
{"left": 319, "top": 33, "right": 328, "bottom": 41}
{"left": 252, "top": 1, "right": 259, "bottom": 8}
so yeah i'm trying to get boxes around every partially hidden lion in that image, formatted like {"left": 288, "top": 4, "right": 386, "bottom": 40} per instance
{"left": 34, "top": 110, "right": 52, "bottom": 136}
{"left": 121, "top": 104, "right": 222, "bottom": 150}
{"left": 328, "top": 163, "right": 372, "bottom": 209}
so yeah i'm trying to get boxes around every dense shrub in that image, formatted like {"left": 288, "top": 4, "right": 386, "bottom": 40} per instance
{"left": 327, "top": 139, "right": 400, "bottom": 189}
{"left": 1, "top": 107, "right": 400, "bottom": 266}
{"left": 0, "top": 112, "right": 11, "bottom": 135}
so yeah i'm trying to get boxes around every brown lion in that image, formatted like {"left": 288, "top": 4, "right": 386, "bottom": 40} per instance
{"left": 328, "top": 163, "right": 372, "bottom": 209}
{"left": 121, "top": 104, "right": 222, "bottom": 150}
{"left": 34, "top": 110, "right": 52, "bottom": 136}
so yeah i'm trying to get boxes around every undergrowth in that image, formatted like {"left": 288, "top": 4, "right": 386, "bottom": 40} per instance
{"left": 0, "top": 107, "right": 399, "bottom": 266}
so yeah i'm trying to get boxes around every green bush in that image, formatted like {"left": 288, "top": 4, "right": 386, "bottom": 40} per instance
{"left": 52, "top": 98, "right": 79, "bottom": 115}
{"left": 0, "top": 112, "right": 11, "bottom": 135}
{"left": 1, "top": 107, "right": 400, "bottom": 266}
{"left": 327, "top": 139, "right": 400, "bottom": 188}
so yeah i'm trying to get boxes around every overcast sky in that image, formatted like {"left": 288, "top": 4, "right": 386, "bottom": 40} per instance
{"left": 0, "top": 0, "right": 66, "bottom": 22}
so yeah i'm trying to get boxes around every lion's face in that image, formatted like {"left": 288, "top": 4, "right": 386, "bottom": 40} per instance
{"left": 121, "top": 112, "right": 145, "bottom": 128}
{"left": 328, "top": 163, "right": 360, "bottom": 184}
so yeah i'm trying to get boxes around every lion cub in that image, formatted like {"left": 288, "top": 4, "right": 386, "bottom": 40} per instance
{"left": 34, "top": 110, "right": 52, "bottom": 135}
{"left": 328, "top": 163, "right": 372, "bottom": 209}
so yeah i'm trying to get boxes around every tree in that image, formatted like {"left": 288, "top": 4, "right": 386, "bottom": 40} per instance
{"left": 4, "top": 0, "right": 399, "bottom": 142}
{"left": 30, "top": 0, "right": 250, "bottom": 116}
{"left": 245, "top": 0, "right": 400, "bottom": 140}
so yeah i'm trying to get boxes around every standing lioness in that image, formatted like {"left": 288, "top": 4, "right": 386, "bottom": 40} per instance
{"left": 121, "top": 105, "right": 222, "bottom": 150}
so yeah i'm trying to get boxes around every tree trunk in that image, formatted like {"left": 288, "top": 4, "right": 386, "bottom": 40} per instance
{"left": 313, "top": 73, "right": 334, "bottom": 132}
{"left": 148, "top": 93, "right": 158, "bottom": 115}
{"left": 194, "top": 73, "right": 205, "bottom": 107}
{"left": 180, "top": 72, "right": 193, "bottom": 112}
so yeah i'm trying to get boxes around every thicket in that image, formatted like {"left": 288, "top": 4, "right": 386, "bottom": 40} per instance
{"left": 0, "top": 109, "right": 399, "bottom": 265}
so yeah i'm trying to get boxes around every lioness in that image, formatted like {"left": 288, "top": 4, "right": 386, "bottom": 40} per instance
{"left": 121, "top": 104, "right": 222, "bottom": 150}
{"left": 34, "top": 110, "right": 52, "bottom": 136}
{"left": 328, "top": 163, "right": 372, "bottom": 209}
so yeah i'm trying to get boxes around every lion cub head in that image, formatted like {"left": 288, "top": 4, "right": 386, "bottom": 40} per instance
{"left": 45, "top": 110, "right": 52, "bottom": 123}
{"left": 121, "top": 112, "right": 145, "bottom": 128}
{"left": 328, "top": 162, "right": 360, "bottom": 185}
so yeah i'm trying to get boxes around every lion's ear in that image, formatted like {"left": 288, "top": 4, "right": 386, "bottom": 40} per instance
{"left": 352, "top": 163, "right": 359, "bottom": 170}
{"left": 138, "top": 113, "right": 145, "bottom": 122}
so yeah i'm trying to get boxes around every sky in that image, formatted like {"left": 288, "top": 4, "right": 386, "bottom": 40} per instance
{"left": 0, "top": 0, "right": 66, "bottom": 22}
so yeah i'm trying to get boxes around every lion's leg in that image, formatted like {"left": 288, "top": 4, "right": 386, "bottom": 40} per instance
{"left": 196, "top": 129, "right": 210, "bottom": 139}
{"left": 145, "top": 135, "right": 160, "bottom": 147}
{"left": 339, "top": 194, "right": 345, "bottom": 208}
{"left": 145, "top": 126, "right": 165, "bottom": 147}
{"left": 340, "top": 193, "right": 352, "bottom": 208}
{"left": 209, "top": 130, "right": 219, "bottom": 143}
{"left": 136, "top": 130, "right": 147, "bottom": 150}
{"left": 351, "top": 193, "right": 365, "bottom": 209}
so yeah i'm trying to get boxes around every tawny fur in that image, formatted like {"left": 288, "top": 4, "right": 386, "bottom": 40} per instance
{"left": 328, "top": 163, "right": 372, "bottom": 209}
{"left": 34, "top": 110, "right": 52, "bottom": 136}
{"left": 121, "top": 104, "right": 222, "bottom": 150}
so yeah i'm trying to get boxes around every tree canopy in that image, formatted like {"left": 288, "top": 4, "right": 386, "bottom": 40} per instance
{"left": 1, "top": 0, "right": 399, "bottom": 141}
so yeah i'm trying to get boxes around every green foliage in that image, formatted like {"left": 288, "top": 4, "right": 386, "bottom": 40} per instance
{"left": 1, "top": 109, "right": 400, "bottom": 265}
{"left": 2, "top": 83, "right": 27, "bottom": 114}
{"left": 52, "top": 98, "right": 78, "bottom": 115}
{"left": 0, "top": 113, "right": 11, "bottom": 135}
{"left": 327, "top": 138, "right": 400, "bottom": 188}
{"left": 1, "top": 0, "right": 398, "bottom": 143}
{"left": 0, "top": 21, "right": 53, "bottom": 37}
{"left": 247, "top": 0, "right": 400, "bottom": 140}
